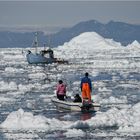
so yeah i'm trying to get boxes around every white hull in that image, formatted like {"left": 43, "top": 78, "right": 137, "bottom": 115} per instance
{"left": 26, "top": 52, "right": 54, "bottom": 64}
{"left": 51, "top": 98, "right": 100, "bottom": 112}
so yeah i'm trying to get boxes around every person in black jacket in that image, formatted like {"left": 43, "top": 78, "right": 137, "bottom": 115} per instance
{"left": 73, "top": 94, "right": 82, "bottom": 103}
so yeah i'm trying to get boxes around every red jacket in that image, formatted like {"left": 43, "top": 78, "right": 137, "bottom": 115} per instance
{"left": 56, "top": 83, "right": 66, "bottom": 95}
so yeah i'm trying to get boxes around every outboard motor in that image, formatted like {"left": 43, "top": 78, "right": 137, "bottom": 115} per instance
{"left": 81, "top": 98, "right": 92, "bottom": 112}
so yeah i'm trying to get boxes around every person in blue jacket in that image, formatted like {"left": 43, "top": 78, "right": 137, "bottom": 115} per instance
{"left": 80, "top": 72, "right": 92, "bottom": 102}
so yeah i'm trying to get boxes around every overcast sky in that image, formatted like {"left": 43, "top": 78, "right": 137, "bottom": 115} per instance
{"left": 0, "top": 1, "right": 140, "bottom": 27}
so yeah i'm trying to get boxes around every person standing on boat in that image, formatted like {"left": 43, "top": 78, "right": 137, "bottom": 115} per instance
{"left": 80, "top": 72, "right": 92, "bottom": 103}
{"left": 56, "top": 80, "right": 67, "bottom": 101}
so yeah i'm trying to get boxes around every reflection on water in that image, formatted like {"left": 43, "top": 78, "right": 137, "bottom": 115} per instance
{"left": 80, "top": 112, "right": 93, "bottom": 121}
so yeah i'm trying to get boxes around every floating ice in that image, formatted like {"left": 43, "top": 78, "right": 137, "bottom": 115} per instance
{"left": 101, "top": 96, "right": 128, "bottom": 104}
{"left": 0, "top": 109, "right": 71, "bottom": 131}
{"left": 68, "top": 120, "right": 89, "bottom": 129}
{"left": 4, "top": 132, "right": 39, "bottom": 140}
{"left": 0, "top": 108, "right": 48, "bottom": 129}
{"left": 18, "top": 84, "right": 32, "bottom": 92}
{"left": 28, "top": 72, "right": 47, "bottom": 80}
{"left": 0, "top": 97, "right": 16, "bottom": 103}
{"left": 127, "top": 40, "right": 140, "bottom": 50}
{"left": 5, "top": 67, "right": 24, "bottom": 73}
{"left": 3, "top": 54, "right": 24, "bottom": 61}
{"left": 67, "top": 102, "right": 140, "bottom": 133}
{"left": 26, "top": 100, "right": 37, "bottom": 109}
{"left": 64, "top": 128, "right": 85, "bottom": 138}
{"left": 0, "top": 81, "right": 18, "bottom": 92}
{"left": 117, "top": 102, "right": 140, "bottom": 133}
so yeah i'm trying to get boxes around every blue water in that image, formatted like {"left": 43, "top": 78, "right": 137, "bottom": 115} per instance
{"left": 0, "top": 49, "right": 140, "bottom": 139}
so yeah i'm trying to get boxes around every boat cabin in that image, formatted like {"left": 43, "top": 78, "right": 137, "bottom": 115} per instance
{"left": 40, "top": 48, "right": 54, "bottom": 59}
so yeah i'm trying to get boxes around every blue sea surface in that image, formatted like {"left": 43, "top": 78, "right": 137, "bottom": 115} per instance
{"left": 0, "top": 48, "right": 140, "bottom": 139}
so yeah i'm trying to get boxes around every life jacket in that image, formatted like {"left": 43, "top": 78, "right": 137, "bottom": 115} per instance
{"left": 56, "top": 84, "right": 66, "bottom": 95}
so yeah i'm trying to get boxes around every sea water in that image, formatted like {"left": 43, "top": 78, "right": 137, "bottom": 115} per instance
{"left": 0, "top": 47, "right": 140, "bottom": 140}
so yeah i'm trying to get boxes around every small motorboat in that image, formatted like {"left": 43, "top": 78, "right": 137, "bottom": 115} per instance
{"left": 51, "top": 97, "right": 101, "bottom": 112}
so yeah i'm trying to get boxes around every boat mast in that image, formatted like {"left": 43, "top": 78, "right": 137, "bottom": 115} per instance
{"left": 34, "top": 32, "right": 39, "bottom": 54}
{"left": 48, "top": 34, "right": 51, "bottom": 49}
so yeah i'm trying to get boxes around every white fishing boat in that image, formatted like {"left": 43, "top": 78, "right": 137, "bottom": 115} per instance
{"left": 51, "top": 97, "right": 101, "bottom": 112}
{"left": 26, "top": 33, "right": 68, "bottom": 64}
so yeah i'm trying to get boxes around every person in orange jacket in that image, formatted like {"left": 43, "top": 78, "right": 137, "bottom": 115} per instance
{"left": 80, "top": 72, "right": 92, "bottom": 103}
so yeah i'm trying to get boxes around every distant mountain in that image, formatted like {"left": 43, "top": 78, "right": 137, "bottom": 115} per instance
{"left": 49, "top": 20, "right": 140, "bottom": 47}
{"left": 0, "top": 20, "right": 140, "bottom": 48}
{"left": 0, "top": 31, "right": 46, "bottom": 48}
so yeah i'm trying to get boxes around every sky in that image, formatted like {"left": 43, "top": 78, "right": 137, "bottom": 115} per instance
{"left": 0, "top": 1, "right": 140, "bottom": 28}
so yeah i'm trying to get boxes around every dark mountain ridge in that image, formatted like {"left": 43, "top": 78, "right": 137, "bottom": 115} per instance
{"left": 0, "top": 20, "right": 140, "bottom": 48}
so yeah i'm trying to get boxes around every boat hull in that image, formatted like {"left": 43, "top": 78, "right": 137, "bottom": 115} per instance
{"left": 51, "top": 98, "right": 100, "bottom": 112}
{"left": 26, "top": 52, "right": 54, "bottom": 64}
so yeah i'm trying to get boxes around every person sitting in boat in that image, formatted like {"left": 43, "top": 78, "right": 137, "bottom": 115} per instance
{"left": 56, "top": 80, "right": 67, "bottom": 101}
{"left": 80, "top": 72, "right": 92, "bottom": 103}
{"left": 73, "top": 94, "right": 82, "bottom": 103}
{"left": 27, "top": 50, "right": 31, "bottom": 54}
